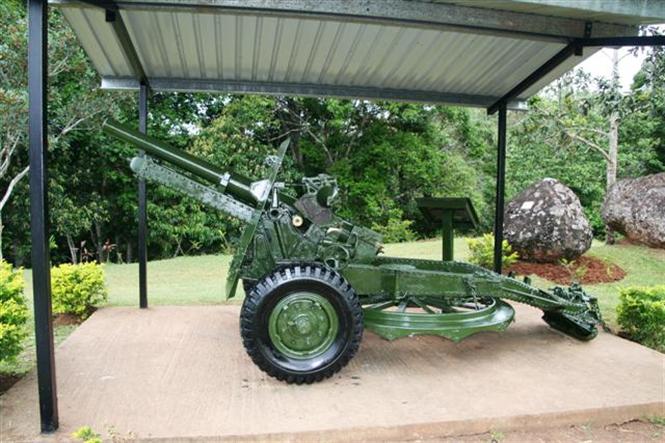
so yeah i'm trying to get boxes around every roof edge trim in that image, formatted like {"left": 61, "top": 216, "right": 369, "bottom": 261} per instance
{"left": 52, "top": 0, "right": 637, "bottom": 42}
{"left": 101, "top": 76, "right": 527, "bottom": 109}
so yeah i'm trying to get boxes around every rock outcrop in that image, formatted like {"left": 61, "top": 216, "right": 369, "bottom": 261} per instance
{"left": 602, "top": 173, "right": 665, "bottom": 248}
{"left": 504, "top": 178, "right": 593, "bottom": 262}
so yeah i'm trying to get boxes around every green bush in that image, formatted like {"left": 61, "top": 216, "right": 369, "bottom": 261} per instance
{"left": 466, "top": 234, "right": 519, "bottom": 270}
{"left": 72, "top": 426, "right": 102, "bottom": 443}
{"left": 52, "top": 263, "right": 107, "bottom": 319}
{"left": 0, "top": 260, "right": 28, "bottom": 363}
{"left": 617, "top": 286, "right": 665, "bottom": 352}
{"left": 371, "top": 208, "right": 416, "bottom": 243}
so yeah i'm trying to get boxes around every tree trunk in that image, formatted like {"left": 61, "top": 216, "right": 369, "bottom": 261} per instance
{"left": 283, "top": 98, "right": 304, "bottom": 168}
{"left": 173, "top": 238, "right": 183, "bottom": 258}
{"left": 12, "top": 238, "right": 22, "bottom": 267}
{"left": 115, "top": 234, "right": 122, "bottom": 263}
{"left": 290, "top": 131, "right": 303, "bottom": 168}
{"left": 0, "top": 215, "right": 4, "bottom": 261}
{"left": 92, "top": 219, "right": 104, "bottom": 263}
{"left": 605, "top": 49, "right": 621, "bottom": 245}
{"left": 0, "top": 165, "right": 29, "bottom": 262}
{"left": 605, "top": 112, "right": 619, "bottom": 244}
{"left": 606, "top": 113, "right": 619, "bottom": 190}
{"left": 66, "top": 233, "right": 78, "bottom": 264}
{"left": 126, "top": 240, "right": 132, "bottom": 263}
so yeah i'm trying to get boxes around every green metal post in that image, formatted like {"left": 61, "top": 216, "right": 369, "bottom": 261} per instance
{"left": 442, "top": 210, "right": 454, "bottom": 261}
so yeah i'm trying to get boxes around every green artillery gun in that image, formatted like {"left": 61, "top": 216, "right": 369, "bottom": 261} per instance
{"left": 104, "top": 120, "right": 602, "bottom": 384}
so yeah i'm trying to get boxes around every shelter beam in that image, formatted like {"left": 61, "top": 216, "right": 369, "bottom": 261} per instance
{"left": 67, "top": 0, "right": 637, "bottom": 42}
{"left": 78, "top": 0, "right": 149, "bottom": 86}
{"left": 578, "top": 35, "right": 665, "bottom": 47}
{"left": 487, "top": 42, "right": 580, "bottom": 115}
{"left": 488, "top": 35, "right": 665, "bottom": 115}
{"left": 100, "top": 77, "right": 526, "bottom": 109}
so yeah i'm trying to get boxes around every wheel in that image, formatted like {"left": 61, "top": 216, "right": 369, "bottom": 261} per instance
{"left": 242, "top": 279, "right": 256, "bottom": 295}
{"left": 240, "top": 263, "right": 363, "bottom": 384}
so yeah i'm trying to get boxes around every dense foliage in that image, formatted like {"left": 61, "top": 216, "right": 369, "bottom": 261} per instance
{"left": 0, "top": 260, "right": 27, "bottom": 362}
{"left": 51, "top": 262, "right": 107, "bottom": 319}
{"left": 1, "top": 2, "right": 663, "bottom": 266}
{"left": 617, "top": 285, "right": 665, "bottom": 352}
{"left": 189, "top": 98, "right": 492, "bottom": 243}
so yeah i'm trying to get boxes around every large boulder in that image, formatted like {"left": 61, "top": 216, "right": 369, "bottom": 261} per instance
{"left": 602, "top": 173, "right": 665, "bottom": 248}
{"left": 504, "top": 178, "right": 593, "bottom": 263}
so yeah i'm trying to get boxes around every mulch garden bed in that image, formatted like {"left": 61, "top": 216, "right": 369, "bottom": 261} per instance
{"left": 505, "top": 255, "right": 626, "bottom": 285}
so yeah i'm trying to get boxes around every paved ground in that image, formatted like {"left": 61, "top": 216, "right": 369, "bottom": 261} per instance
{"left": 1, "top": 304, "right": 663, "bottom": 442}
{"left": 435, "top": 419, "right": 664, "bottom": 442}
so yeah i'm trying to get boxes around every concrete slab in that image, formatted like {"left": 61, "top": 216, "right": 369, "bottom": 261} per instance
{"left": 1, "top": 304, "right": 663, "bottom": 442}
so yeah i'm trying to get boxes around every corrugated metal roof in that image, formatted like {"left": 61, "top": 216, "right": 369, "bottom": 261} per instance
{"left": 52, "top": 0, "right": 659, "bottom": 107}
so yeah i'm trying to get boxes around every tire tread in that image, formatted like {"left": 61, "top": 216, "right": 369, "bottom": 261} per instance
{"left": 240, "top": 263, "right": 363, "bottom": 384}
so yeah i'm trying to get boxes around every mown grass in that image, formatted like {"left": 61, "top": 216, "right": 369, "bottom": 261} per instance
{"left": 2, "top": 237, "right": 663, "bottom": 382}
{"left": 581, "top": 241, "right": 665, "bottom": 328}
{"left": 103, "top": 254, "right": 236, "bottom": 306}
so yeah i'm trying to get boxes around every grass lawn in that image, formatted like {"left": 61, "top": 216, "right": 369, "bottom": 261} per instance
{"left": 579, "top": 241, "right": 665, "bottom": 325}
{"left": 3, "top": 237, "right": 663, "bottom": 382}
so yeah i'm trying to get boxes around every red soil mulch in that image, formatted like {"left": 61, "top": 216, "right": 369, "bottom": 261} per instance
{"left": 505, "top": 255, "right": 626, "bottom": 285}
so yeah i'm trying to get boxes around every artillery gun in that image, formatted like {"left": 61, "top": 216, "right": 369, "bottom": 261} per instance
{"left": 104, "top": 120, "right": 602, "bottom": 384}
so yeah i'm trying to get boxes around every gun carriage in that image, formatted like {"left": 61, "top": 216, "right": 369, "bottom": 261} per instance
{"left": 104, "top": 120, "right": 601, "bottom": 384}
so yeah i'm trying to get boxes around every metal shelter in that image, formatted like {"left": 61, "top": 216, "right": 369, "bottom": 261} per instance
{"left": 28, "top": 0, "right": 665, "bottom": 432}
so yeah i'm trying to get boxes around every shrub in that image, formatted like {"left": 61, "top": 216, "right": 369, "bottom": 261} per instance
{"left": 559, "top": 258, "right": 588, "bottom": 284}
{"left": 52, "top": 263, "right": 107, "bottom": 319}
{"left": 0, "top": 260, "right": 28, "bottom": 363}
{"left": 467, "top": 234, "right": 519, "bottom": 270}
{"left": 72, "top": 426, "right": 102, "bottom": 443}
{"left": 371, "top": 208, "right": 416, "bottom": 243}
{"left": 617, "top": 286, "right": 665, "bottom": 352}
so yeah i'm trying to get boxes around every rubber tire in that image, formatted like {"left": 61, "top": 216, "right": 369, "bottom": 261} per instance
{"left": 240, "top": 263, "right": 363, "bottom": 384}
{"left": 242, "top": 279, "right": 256, "bottom": 295}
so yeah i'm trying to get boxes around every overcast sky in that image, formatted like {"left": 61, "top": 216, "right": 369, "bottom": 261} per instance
{"left": 577, "top": 47, "right": 648, "bottom": 91}
{"left": 576, "top": 24, "right": 664, "bottom": 92}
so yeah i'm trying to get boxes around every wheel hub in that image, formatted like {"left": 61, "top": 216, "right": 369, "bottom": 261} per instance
{"left": 293, "top": 315, "right": 313, "bottom": 334}
{"left": 269, "top": 292, "right": 339, "bottom": 359}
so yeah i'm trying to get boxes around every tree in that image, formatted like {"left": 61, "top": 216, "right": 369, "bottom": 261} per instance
{"left": 624, "top": 36, "right": 665, "bottom": 176}
{"left": 0, "top": 3, "right": 30, "bottom": 260}
{"left": 559, "top": 50, "right": 624, "bottom": 243}
{"left": 0, "top": 2, "right": 134, "bottom": 263}
{"left": 513, "top": 57, "right": 630, "bottom": 242}
{"left": 190, "top": 96, "right": 492, "bottom": 242}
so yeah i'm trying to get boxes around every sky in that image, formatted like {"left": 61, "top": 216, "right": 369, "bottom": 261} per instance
{"left": 576, "top": 24, "right": 664, "bottom": 92}
{"left": 577, "top": 47, "right": 648, "bottom": 92}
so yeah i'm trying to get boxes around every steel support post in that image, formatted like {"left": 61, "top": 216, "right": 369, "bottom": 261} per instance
{"left": 493, "top": 104, "right": 507, "bottom": 274}
{"left": 138, "top": 83, "right": 148, "bottom": 308}
{"left": 28, "top": 0, "right": 59, "bottom": 432}
{"left": 442, "top": 211, "right": 454, "bottom": 261}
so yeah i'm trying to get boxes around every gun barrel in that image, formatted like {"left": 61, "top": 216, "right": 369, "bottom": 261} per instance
{"left": 103, "top": 119, "right": 257, "bottom": 204}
